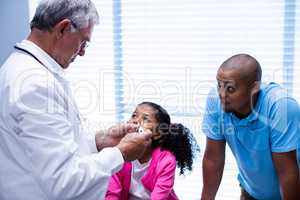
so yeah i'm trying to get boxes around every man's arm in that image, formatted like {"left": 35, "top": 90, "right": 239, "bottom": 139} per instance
{"left": 268, "top": 97, "right": 300, "bottom": 199}
{"left": 272, "top": 150, "right": 300, "bottom": 200}
{"left": 201, "top": 137, "right": 226, "bottom": 200}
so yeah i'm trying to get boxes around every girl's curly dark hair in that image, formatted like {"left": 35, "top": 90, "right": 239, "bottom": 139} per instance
{"left": 138, "top": 102, "right": 200, "bottom": 175}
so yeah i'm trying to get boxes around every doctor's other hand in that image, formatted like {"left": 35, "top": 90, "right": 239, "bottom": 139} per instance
{"left": 116, "top": 129, "right": 152, "bottom": 161}
{"left": 95, "top": 123, "right": 139, "bottom": 151}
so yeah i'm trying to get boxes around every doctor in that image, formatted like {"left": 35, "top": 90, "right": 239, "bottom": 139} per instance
{"left": 0, "top": 0, "right": 151, "bottom": 200}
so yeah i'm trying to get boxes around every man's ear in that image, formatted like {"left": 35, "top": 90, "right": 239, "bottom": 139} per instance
{"left": 53, "top": 19, "right": 73, "bottom": 39}
{"left": 251, "top": 81, "right": 261, "bottom": 94}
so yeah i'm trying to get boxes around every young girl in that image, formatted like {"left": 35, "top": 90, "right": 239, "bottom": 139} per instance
{"left": 105, "top": 102, "right": 199, "bottom": 200}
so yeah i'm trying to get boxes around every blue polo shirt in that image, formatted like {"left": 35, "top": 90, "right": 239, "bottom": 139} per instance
{"left": 202, "top": 82, "right": 300, "bottom": 200}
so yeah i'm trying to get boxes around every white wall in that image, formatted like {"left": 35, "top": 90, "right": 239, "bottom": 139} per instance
{"left": 0, "top": 0, "right": 30, "bottom": 65}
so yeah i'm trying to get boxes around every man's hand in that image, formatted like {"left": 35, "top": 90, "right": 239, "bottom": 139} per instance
{"left": 95, "top": 123, "right": 138, "bottom": 151}
{"left": 116, "top": 129, "right": 152, "bottom": 161}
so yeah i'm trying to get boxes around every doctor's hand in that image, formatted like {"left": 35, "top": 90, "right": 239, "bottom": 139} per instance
{"left": 116, "top": 129, "right": 152, "bottom": 161}
{"left": 95, "top": 123, "right": 138, "bottom": 151}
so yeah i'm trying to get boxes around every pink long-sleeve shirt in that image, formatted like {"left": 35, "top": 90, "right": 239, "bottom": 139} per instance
{"left": 105, "top": 148, "right": 179, "bottom": 200}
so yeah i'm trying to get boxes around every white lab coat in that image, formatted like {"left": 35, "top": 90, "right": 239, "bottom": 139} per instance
{"left": 0, "top": 40, "right": 123, "bottom": 200}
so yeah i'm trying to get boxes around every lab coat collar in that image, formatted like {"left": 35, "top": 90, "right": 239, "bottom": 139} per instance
{"left": 15, "top": 40, "right": 66, "bottom": 79}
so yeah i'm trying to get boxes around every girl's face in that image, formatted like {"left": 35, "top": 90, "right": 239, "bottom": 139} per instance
{"left": 128, "top": 104, "right": 161, "bottom": 140}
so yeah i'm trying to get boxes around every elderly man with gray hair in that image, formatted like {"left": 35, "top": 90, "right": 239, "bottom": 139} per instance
{"left": 0, "top": 1, "right": 152, "bottom": 200}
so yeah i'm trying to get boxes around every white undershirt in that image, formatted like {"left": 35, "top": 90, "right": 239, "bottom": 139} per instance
{"left": 129, "top": 159, "right": 151, "bottom": 200}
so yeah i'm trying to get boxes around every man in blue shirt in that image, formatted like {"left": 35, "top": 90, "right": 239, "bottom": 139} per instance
{"left": 201, "top": 54, "right": 300, "bottom": 200}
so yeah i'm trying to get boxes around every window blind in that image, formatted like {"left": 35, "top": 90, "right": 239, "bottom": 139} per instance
{"left": 291, "top": 0, "right": 300, "bottom": 100}
{"left": 65, "top": 0, "right": 117, "bottom": 131}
